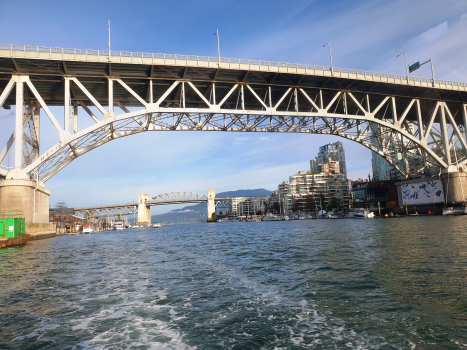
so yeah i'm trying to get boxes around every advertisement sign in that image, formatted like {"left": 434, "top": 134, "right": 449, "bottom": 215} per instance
{"left": 401, "top": 180, "right": 444, "bottom": 205}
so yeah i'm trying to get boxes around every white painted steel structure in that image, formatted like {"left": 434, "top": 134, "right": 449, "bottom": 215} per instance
{"left": 75, "top": 191, "right": 229, "bottom": 219}
{"left": 1, "top": 44, "right": 467, "bottom": 182}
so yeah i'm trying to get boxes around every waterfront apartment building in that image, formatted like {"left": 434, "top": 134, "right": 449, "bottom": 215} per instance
{"left": 284, "top": 171, "right": 351, "bottom": 212}
{"left": 277, "top": 181, "right": 289, "bottom": 198}
{"left": 228, "top": 197, "right": 268, "bottom": 217}
{"left": 310, "top": 141, "right": 347, "bottom": 178}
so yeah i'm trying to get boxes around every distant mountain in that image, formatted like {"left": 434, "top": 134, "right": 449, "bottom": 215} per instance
{"left": 151, "top": 188, "right": 272, "bottom": 224}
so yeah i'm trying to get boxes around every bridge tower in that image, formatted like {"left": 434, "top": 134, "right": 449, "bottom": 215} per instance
{"left": 137, "top": 193, "right": 151, "bottom": 226}
{"left": 207, "top": 189, "right": 215, "bottom": 220}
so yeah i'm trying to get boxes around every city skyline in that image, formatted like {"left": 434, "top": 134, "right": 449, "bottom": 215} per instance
{"left": 1, "top": 0, "right": 467, "bottom": 213}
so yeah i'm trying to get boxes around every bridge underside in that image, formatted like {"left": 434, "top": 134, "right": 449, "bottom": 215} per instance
{"left": 1, "top": 51, "right": 467, "bottom": 184}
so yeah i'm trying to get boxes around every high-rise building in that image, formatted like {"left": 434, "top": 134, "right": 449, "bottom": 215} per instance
{"left": 310, "top": 141, "right": 347, "bottom": 178}
{"left": 371, "top": 124, "right": 405, "bottom": 181}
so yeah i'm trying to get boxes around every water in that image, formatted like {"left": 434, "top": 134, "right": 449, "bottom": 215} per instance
{"left": 1, "top": 217, "right": 467, "bottom": 349}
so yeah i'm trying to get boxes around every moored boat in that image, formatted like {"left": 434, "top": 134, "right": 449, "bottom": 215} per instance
{"left": 354, "top": 209, "right": 374, "bottom": 218}
{"left": 113, "top": 220, "right": 125, "bottom": 230}
{"left": 262, "top": 213, "right": 280, "bottom": 221}
{"left": 82, "top": 223, "right": 94, "bottom": 234}
{"left": 443, "top": 203, "right": 465, "bottom": 215}
{"left": 153, "top": 222, "right": 161, "bottom": 228}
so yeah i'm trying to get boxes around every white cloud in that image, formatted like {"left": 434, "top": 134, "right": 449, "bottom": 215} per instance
{"left": 234, "top": 137, "right": 251, "bottom": 144}
{"left": 418, "top": 22, "right": 448, "bottom": 43}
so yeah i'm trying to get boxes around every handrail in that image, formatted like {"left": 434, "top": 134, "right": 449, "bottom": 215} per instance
{"left": 1, "top": 44, "right": 466, "bottom": 88}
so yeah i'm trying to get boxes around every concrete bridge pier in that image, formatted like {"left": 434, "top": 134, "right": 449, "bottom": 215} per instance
{"left": 0, "top": 178, "right": 50, "bottom": 223}
{"left": 207, "top": 189, "right": 215, "bottom": 220}
{"left": 440, "top": 168, "right": 467, "bottom": 204}
{"left": 137, "top": 193, "right": 151, "bottom": 226}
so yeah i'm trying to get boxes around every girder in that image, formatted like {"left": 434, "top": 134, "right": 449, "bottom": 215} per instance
{"left": 75, "top": 193, "right": 229, "bottom": 219}
{"left": 1, "top": 46, "right": 467, "bottom": 182}
{"left": 151, "top": 191, "right": 207, "bottom": 202}
{"left": 74, "top": 205, "right": 137, "bottom": 219}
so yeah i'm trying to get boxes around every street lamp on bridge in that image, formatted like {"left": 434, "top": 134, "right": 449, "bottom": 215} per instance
{"left": 323, "top": 42, "right": 333, "bottom": 75}
{"left": 397, "top": 52, "right": 409, "bottom": 82}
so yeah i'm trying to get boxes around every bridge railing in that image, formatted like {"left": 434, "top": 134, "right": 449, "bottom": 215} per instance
{"left": 2, "top": 44, "right": 466, "bottom": 88}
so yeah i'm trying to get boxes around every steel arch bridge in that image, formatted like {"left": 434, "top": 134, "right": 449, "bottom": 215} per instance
{"left": 74, "top": 191, "right": 228, "bottom": 219}
{"left": 74, "top": 205, "right": 138, "bottom": 219}
{"left": 1, "top": 44, "right": 467, "bottom": 182}
{"left": 150, "top": 191, "right": 207, "bottom": 204}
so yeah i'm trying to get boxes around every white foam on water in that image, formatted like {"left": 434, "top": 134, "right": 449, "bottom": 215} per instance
{"left": 12, "top": 316, "right": 60, "bottom": 342}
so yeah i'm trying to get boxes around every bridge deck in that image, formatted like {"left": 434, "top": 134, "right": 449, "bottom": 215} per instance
{"left": 0, "top": 44, "right": 466, "bottom": 109}
{"left": 75, "top": 198, "right": 230, "bottom": 211}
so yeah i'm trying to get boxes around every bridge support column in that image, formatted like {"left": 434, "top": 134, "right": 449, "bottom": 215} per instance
{"left": 440, "top": 169, "right": 467, "bottom": 204}
{"left": 207, "top": 189, "right": 215, "bottom": 220}
{"left": 138, "top": 193, "right": 151, "bottom": 226}
{"left": 0, "top": 179, "right": 50, "bottom": 223}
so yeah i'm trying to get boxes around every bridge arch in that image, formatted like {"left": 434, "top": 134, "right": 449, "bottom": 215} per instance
{"left": 151, "top": 191, "right": 207, "bottom": 203}
{"left": 16, "top": 102, "right": 452, "bottom": 183}
{"left": 1, "top": 55, "right": 467, "bottom": 183}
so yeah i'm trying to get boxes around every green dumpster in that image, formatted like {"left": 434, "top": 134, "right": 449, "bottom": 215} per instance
{"left": 0, "top": 211, "right": 25, "bottom": 238}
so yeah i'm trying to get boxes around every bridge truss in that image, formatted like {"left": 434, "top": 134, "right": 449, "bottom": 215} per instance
{"left": 1, "top": 45, "right": 467, "bottom": 182}
{"left": 75, "top": 191, "right": 229, "bottom": 219}
{"left": 74, "top": 205, "right": 137, "bottom": 219}
{"left": 150, "top": 191, "right": 207, "bottom": 204}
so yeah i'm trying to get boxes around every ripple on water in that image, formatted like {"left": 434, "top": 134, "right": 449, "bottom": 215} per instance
{"left": 1, "top": 218, "right": 467, "bottom": 348}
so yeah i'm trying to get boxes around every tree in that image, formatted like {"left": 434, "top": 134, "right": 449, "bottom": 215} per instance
{"left": 272, "top": 202, "right": 280, "bottom": 213}
{"left": 330, "top": 196, "right": 341, "bottom": 209}
{"left": 292, "top": 199, "right": 300, "bottom": 212}
{"left": 319, "top": 194, "right": 327, "bottom": 211}
{"left": 211, "top": 212, "right": 217, "bottom": 220}
{"left": 305, "top": 195, "right": 315, "bottom": 212}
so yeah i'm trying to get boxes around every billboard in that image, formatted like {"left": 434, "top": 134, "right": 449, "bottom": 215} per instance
{"left": 401, "top": 180, "right": 444, "bottom": 205}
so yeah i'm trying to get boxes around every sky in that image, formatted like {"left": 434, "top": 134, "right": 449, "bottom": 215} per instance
{"left": 1, "top": 0, "right": 467, "bottom": 213}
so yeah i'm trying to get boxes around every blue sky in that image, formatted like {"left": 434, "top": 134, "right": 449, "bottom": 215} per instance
{"left": 1, "top": 0, "right": 467, "bottom": 213}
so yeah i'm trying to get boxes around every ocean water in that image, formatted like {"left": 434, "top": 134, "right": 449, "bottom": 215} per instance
{"left": 1, "top": 216, "right": 467, "bottom": 349}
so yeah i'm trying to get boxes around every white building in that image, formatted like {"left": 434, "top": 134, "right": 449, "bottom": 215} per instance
{"left": 283, "top": 171, "right": 351, "bottom": 213}
{"left": 228, "top": 197, "right": 269, "bottom": 217}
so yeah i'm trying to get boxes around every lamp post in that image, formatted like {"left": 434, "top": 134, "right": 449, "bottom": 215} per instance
{"left": 108, "top": 20, "right": 111, "bottom": 62}
{"left": 397, "top": 52, "right": 409, "bottom": 82}
{"left": 323, "top": 42, "right": 333, "bottom": 75}
{"left": 215, "top": 29, "right": 220, "bottom": 65}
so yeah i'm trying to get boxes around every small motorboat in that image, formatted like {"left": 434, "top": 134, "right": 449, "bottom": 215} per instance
{"left": 262, "top": 213, "right": 280, "bottom": 221}
{"left": 82, "top": 223, "right": 94, "bottom": 234}
{"left": 354, "top": 209, "right": 374, "bottom": 218}
{"left": 152, "top": 222, "right": 161, "bottom": 228}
